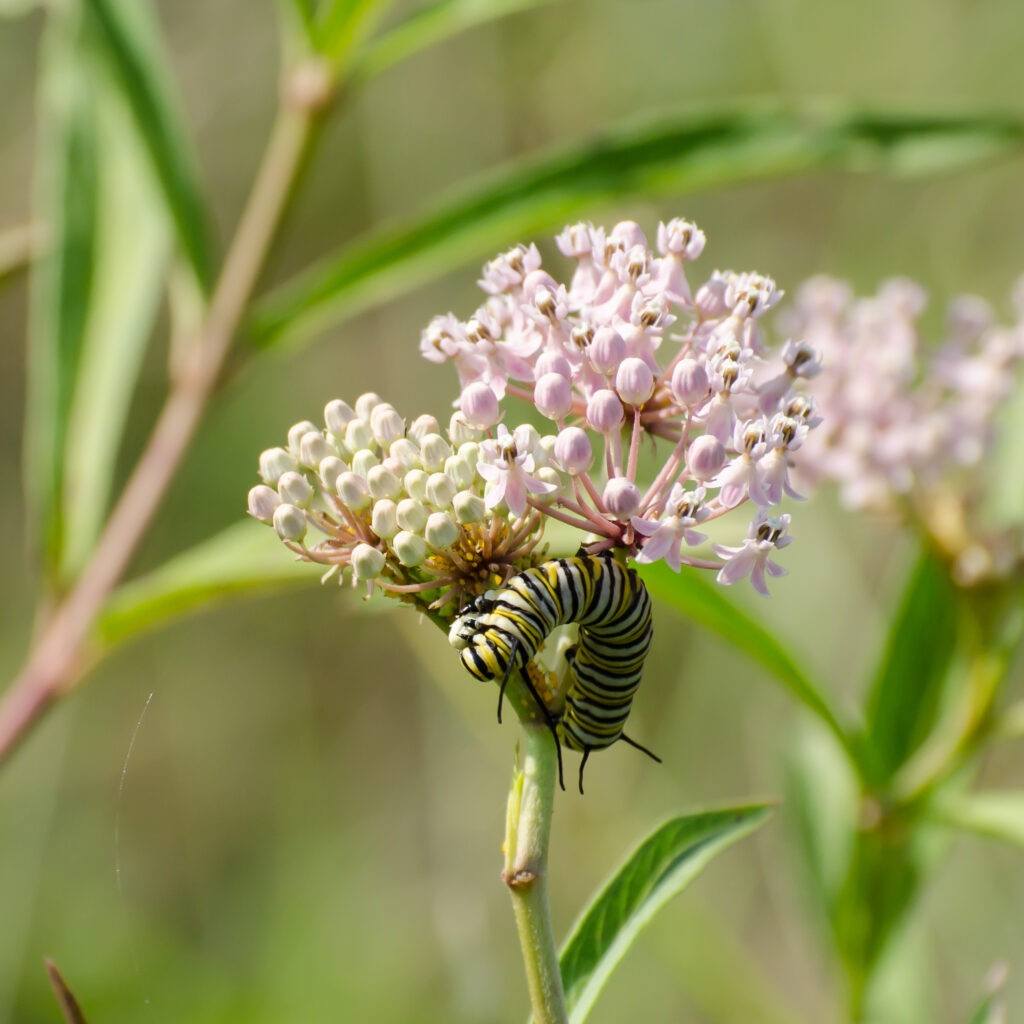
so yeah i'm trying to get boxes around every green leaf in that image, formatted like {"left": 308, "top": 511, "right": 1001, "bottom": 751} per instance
{"left": 25, "top": 11, "right": 100, "bottom": 574}
{"left": 926, "top": 791, "right": 1024, "bottom": 848}
{"left": 558, "top": 805, "right": 771, "bottom": 1024}
{"left": 967, "top": 975, "right": 1008, "bottom": 1024}
{"left": 60, "top": 74, "right": 172, "bottom": 578}
{"left": 864, "top": 549, "right": 959, "bottom": 785}
{"left": 95, "top": 521, "right": 324, "bottom": 648}
{"left": 82, "top": 0, "right": 212, "bottom": 288}
{"left": 248, "top": 106, "right": 1024, "bottom": 352}
{"left": 642, "top": 561, "right": 859, "bottom": 768}
{"left": 355, "top": 0, "right": 559, "bottom": 81}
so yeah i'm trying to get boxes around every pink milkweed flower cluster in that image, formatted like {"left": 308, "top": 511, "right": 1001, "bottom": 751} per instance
{"left": 419, "top": 217, "right": 824, "bottom": 596}
{"left": 786, "top": 275, "right": 1024, "bottom": 582}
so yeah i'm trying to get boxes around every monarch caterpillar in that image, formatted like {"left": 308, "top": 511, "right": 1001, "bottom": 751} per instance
{"left": 449, "top": 553, "right": 658, "bottom": 792}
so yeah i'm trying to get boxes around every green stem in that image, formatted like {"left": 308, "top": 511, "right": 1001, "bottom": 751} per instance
{"left": 504, "top": 722, "right": 568, "bottom": 1024}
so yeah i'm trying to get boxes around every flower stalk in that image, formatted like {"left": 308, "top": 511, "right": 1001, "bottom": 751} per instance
{"left": 503, "top": 722, "right": 568, "bottom": 1024}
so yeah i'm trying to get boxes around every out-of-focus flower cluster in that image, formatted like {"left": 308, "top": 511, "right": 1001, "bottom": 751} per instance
{"left": 786, "top": 275, "right": 1024, "bottom": 582}
{"left": 248, "top": 218, "right": 822, "bottom": 607}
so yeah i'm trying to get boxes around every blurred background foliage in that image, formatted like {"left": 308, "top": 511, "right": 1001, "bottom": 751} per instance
{"left": 1, "top": 0, "right": 1023, "bottom": 1021}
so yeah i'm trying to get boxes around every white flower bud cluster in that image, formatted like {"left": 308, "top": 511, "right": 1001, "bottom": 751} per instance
{"left": 248, "top": 393, "right": 567, "bottom": 607}
{"left": 417, "top": 218, "right": 824, "bottom": 594}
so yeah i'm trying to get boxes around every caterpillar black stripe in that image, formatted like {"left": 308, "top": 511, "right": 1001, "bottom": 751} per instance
{"left": 449, "top": 553, "right": 657, "bottom": 792}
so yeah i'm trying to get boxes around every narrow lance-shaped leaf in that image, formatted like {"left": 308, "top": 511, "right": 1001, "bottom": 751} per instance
{"left": 82, "top": 0, "right": 212, "bottom": 288}
{"left": 24, "top": 10, "right": 99, "bottom": 574}
{"left": 45, "top": 960, "right": 90, "bottom": 1024}
{"left": 556, "top": 805, "right": 772, "bottom": 1024}
{"left": 248, "top": 106, "right": 1024, "bottom": 352}
{"left": 60, "top": 75, "right": 172, "bottom": 578}
{"left": 864, "top": 549, "right": 959, "bottom": 785}
{"left": 354, "top": 0, "right": 561, "bottom": 82}
{"left": 926, "top": 790, "right": 1024, "bottom": 849}
{"left": 642, "top": 561, "right": 861, "bottom": 769}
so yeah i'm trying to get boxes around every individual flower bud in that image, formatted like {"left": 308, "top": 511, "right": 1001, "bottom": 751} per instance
{"left": 355, "top": 392, "right": 384, "bottom": 420}
{"left": 427, "top": 471, "right": 458, "bottom": 508}
{"left": 345, "top": 418, "right": 374, "bottom": 452}
{"left": 538, "top": 434, "right": 558, "bottom": 465}
{"left": 444, "top": 454, "right": 475, "bottom": 491}
{"left": 299, "top": 431, "right": 333, "bottom": 468}
{"left": 319, "top": 456, "right": 347, "bottom": 490}
{"left": 453, "top": 489, "right": 486, "bottom": 524}
{"left": 247, "top": 484, "right": 281, "bottom": 523}
{"left": 324, "top": 399, "right": 356, "bottom": 436}
{"left": 408, "top": 414, "right": 441, "bottom": 442}
{"left": 424, "top": 511, "right": 459, "bottom": 548}
{"left": 589, "top": 327, "right": 626, "bottom": 374}
{"left": 419, "top": 434, "right": 451, "bottom": 472}
{"left": 259, "top": 447, "right": 297, "bottom": 485}
{"left": 404, "top": 469, "right": 429, "bottom": 502}
{"left": 278, "top": 471, "right": 314, "bottom": 508}
{"left": 686, "top": 435, "right": 727, "bottom": 481}
{"left": 396, "top": 498, "right": 428, "bottom": 534}
{"left": 615, "top": 357, "right": 655, "bottom": 406}
{"left": 554, "top": 427, "right": 593, "bottom": 473}
{"left": 535, "top": 372, "right": 573, "bottom": 419}
{"left": 370, "top": 403, "right": 405, "bottom": 446}
{"left": 534, "top": 467, "right": 563, "bottom": 504}
{"left": 392, "top": 530, "right": 427, "bottom": 567}
{"left": 514, "top": 423, "right": 541, "bottom": 458}
{"left": 367, "top": 464, "right": 401, "bottom": 500}
{"left": 610, "top": 220, "right": 647, "bottom": 249}
{"left": 371, "top": 499, "right": 399, "bottom": 538}
{"left": 351, "top": 543, "right": 385, "bottom": 580}
{"left": 460, "top": 382, "right": 501, "bottom": 429}
{"left": 587, "top": 389, "right": 625, "bottom": 433}
{"left": 604, "top": 478, "right": 641, "bottom": 519}
{"left": 288, "top": 420, "right": 319, "bottom": 453}
{"left": 389, "top": 437, "right": 420, "bottom": 472}
{"left": 336, "top": 471, "right": 370, "bottom": 511}
{"left": 351, "top": 449, "right": 380, "bottom": 478}
{"left": 535, "top": 351, "right": 572, "bottom": 379}
{"left": 382, "top": 456, "right": 404, "bottom": 476}
{"left": 448, "top": 411, "right": 481, "bottom": 445}
{"left": 670, "top": 359, "right": 710, "bottom": 407}
{"left": 273, "top": 503, "right": 307, "bottom": 542}
{"left": 694, "top": 275, "right": 729, "bottom": 319}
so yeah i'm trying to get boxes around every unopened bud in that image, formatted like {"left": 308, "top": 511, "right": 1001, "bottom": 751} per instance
{"left": 345, "top": 418, "right": 374, "bottom": 452}
{"left": 443, "top": 455, "right": 475, "bottom": 491}
{"left": 247, "top": 484, "right": 281, "bottom": 523}
{"left": 355, "top": 392, "right": 384, "bottom": 420}
{"left": 404, "top": 469, "right": 429, "bottom": 502}
{"left": 535, "top": 351, "right": 572, "bottom": 378}
{"left": 371, "top": 499, "right": 399, "bottom": 538}
{"left": 370, "top": 404, "right": 405, "bottom": 446}
{"left": 299, "top": 431, "right": 333, "bottom": 468}
{"left": 587, "top": 389, "right": 625, "bottom": 433}
{"left": 671, "top": 359, "right": 710, "bottom": 407}
{"left": 535, "top": 373, "right": 573, "bottom": 420}
{"left": 351, "top": 543, "right": 385, "bottom": 580}
{"left": 273, "top": 503, "right": 307, "bottom": 542}
{"left": 324, "top": 399, "right": 356, "bottom": 436}
{"left": 288, "top": 420, "right": 319, "bottom": 453}
{"left": 408, "top": 414, "right": 441, "bottom": 442}
{"left": 396, "top": 498, "right": 428, "bottom": 534}
{"left": 448, "top": 411, "right": 481, "bottom": 445}
{"left": 686, "top": 435, "right": 727, "bottom": 481}
{"left": 319, "top": 456, "right": 347, "bottom": 490}
{"left": 460, "top": 382, "right": 501, "bottom": 429}
{"left": 453, "top": 490, "right": 485, "bottom": 523}
{"left": 278, "top": 471, "right": 314, "bottom": 508}
{"left": 554, "top": 427, "right": 593, "bottom": 474}
{"left": 603, "top": 477, "right": 641, "bottom": 519}
{"left": 259, "top": 447, "right": 297, "bottom": 485}
{"left": 336, "top": 471, "right": 370, "bottom": 511}
{"left": 424, "top": 511, "right": 459, "bottom": 548}
{"left": 589, "top": 327, "right": 626, "bottom": 375}
{"left": 419, "top": 434, "right": 451, "bottom": 472}
{"left": 534, "top": 467, "right": 563, "bottom": 504}
{"left": 351, "top": 449, "right": 380, "bottom": 478}
{"left": 389, "top": 437, "right": 420, "bottom": 472}
{"left": 367, "top": 465, "right": 401, "bottom": 500}
{"left": 427, "top": 471, "right": 458, "bottom": 508}
{"left": 615, "top": 358, "right": 655, "bottom": 406}
{"left": 392, "top": 530, "right": 427, "bottom": 567}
